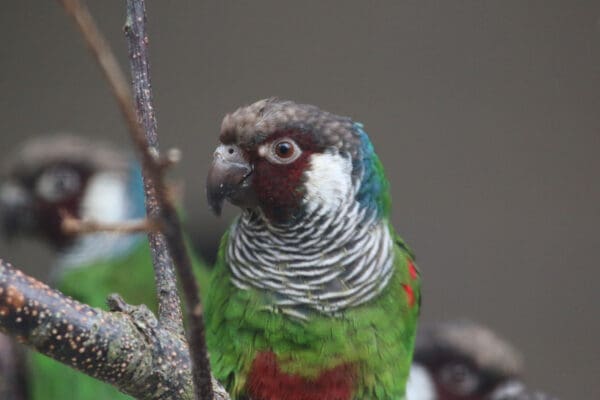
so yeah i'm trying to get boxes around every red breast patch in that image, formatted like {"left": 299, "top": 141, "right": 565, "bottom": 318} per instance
{"left": 246, "top": 351, "right": 355, "bottom": 400}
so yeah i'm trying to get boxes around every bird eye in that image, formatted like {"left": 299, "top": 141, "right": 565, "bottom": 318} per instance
{"left": 266, "top": 138, "right": 301, "bottom": 164}
{"left": 36, "top": 166, "right": 82, "bottom": 202}
{"left": 275, "top": 141, "right": 293, "bottom": 158}
{"left": 438, "top": 363, "right": 479, "bottom": 396}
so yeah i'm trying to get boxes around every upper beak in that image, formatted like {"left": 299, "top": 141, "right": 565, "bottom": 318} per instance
{"left": 0, "top": 183, "right": 34, "bottom": 238}
{"left": 206, "top": 144, "right": 257, "bottom": 215}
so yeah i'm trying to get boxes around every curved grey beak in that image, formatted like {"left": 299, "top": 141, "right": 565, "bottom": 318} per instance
{"left": 0, "top": 183, "right": 34, "bottom": 238}
{"left": 206, "top": 144, "right": 257, "bottom": 215}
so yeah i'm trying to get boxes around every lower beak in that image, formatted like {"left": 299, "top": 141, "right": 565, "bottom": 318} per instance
{"left": 206, "top": 144, "right": 257, "bottom": 215}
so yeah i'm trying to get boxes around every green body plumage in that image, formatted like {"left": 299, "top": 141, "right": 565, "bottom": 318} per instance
{"left": 207, "top": 228, "right": 420, "bottom": 399}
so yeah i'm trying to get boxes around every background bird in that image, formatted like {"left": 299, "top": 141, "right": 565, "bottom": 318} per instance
{"left": 0, "top": 134, "right": 205, "bottom": 400}
{"left": 407, "top": 320, "right": 557, "bottom": 400}
{"left": 205, "top": 98, "right": 421, "bottom": 400}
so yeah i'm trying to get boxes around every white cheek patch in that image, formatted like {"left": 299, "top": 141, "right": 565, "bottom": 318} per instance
{"left": 406, "top": 364, "right": 437, "bottom": 400}
{"left": 489, "top": 381, "right": 527, "bottom": 400}
{"left": 80, "top": 173, "right": 128, "bottom": 223}
{"left": 57, "top": 171, "right": 144, "bottom": 272}
{"left": 303, "top": 152, "right": 353, "bottom": 213}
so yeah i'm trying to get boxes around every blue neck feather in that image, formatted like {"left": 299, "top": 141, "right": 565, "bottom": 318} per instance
{"left": 128, "top": 162, "right": 147, "bottom": 219}
{"left": 352, "top": 123, "right": 391, "bottom": 218}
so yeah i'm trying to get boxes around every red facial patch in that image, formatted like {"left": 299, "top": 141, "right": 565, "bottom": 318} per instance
{"left": 251, "top": 130, "right": 320, "bottom": 222}
{"left": 402, "top": 284, "right": 415, "bottom": 308}
{"left": 408, "top": 261, "right": 418, "bottom": 280}
{"left": 246, "top": 352, "right": 355, "bottom": 400}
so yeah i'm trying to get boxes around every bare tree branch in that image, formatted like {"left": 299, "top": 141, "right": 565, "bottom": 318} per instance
{"left": 124, "top": 2, "right": 214, "bottom": 398}
{"left": 0, "top": 260, "right": 230, "bottom": 400}
{"left": 56, "top": 0, "right": 184, "bottom": 337}
{"left": 122, "top": 0, "right": 185, "bottom": 338}
{"left": 57, "top": 0, "right": 214, "bottom": 398}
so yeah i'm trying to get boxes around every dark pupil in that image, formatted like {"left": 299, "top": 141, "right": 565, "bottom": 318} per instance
{"left": 276, "top": 142, "right": 293, "bottom": 157}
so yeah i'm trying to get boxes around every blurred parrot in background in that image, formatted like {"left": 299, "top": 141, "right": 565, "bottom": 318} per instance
{"left": 0, "top": 134, "right": 207, "bottom": 400}
{"left": 407, "top": 320, "right": 558, "bottom": 400}
{"left": 205, "top": 98, "right": 421, "bottom": 400}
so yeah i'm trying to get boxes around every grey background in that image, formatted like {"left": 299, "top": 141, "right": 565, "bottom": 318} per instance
{"left": 1, "top": 1, "right": 598, "bottom": 398}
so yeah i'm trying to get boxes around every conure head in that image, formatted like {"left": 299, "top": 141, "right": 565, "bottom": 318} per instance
{"left": 207, "top": 98, "right": 390, "bottom": 224}
{"left": 409, "top": 320, "right": 536, "bottom": 400}
{"left": 0, "top": 135, "right": 143, "bottom": 251}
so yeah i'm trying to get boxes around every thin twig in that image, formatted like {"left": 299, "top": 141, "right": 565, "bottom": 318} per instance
{"left": 57, "top": 0, "right": 214, "bottom": 399}
{"left": 61, "top": 214, "right": 160, "bottom": 235}
{"left": 0, "top": 260, "right": 231, "bottom": 400}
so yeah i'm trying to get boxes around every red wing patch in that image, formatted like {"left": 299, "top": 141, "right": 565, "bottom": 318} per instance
{"left": 247, "top": 351, "right": 355, "bottom": 400}
{"left": 401, "top": 284, "right": 415, "bottom": 308}
{"left": 408, "top": 260, "right": 418, "bottom": 280}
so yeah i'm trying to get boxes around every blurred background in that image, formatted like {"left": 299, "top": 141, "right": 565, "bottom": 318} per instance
{"left": 0, "top": 1, "right": 598, "bottom": 398}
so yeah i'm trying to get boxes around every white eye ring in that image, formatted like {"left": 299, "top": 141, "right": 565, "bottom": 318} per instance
{"left": 36, "top": 166, "right": 81, "bottom": 202}
{"left": 265, "top": 138, "right": 302, "bottom": 164}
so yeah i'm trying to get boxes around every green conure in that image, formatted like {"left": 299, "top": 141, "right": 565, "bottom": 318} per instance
{"left": 205, "top": 99, "right": 421, "bottom": 400}
{"left": 0, "top": 135, "right": 208, "bottom": 400}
